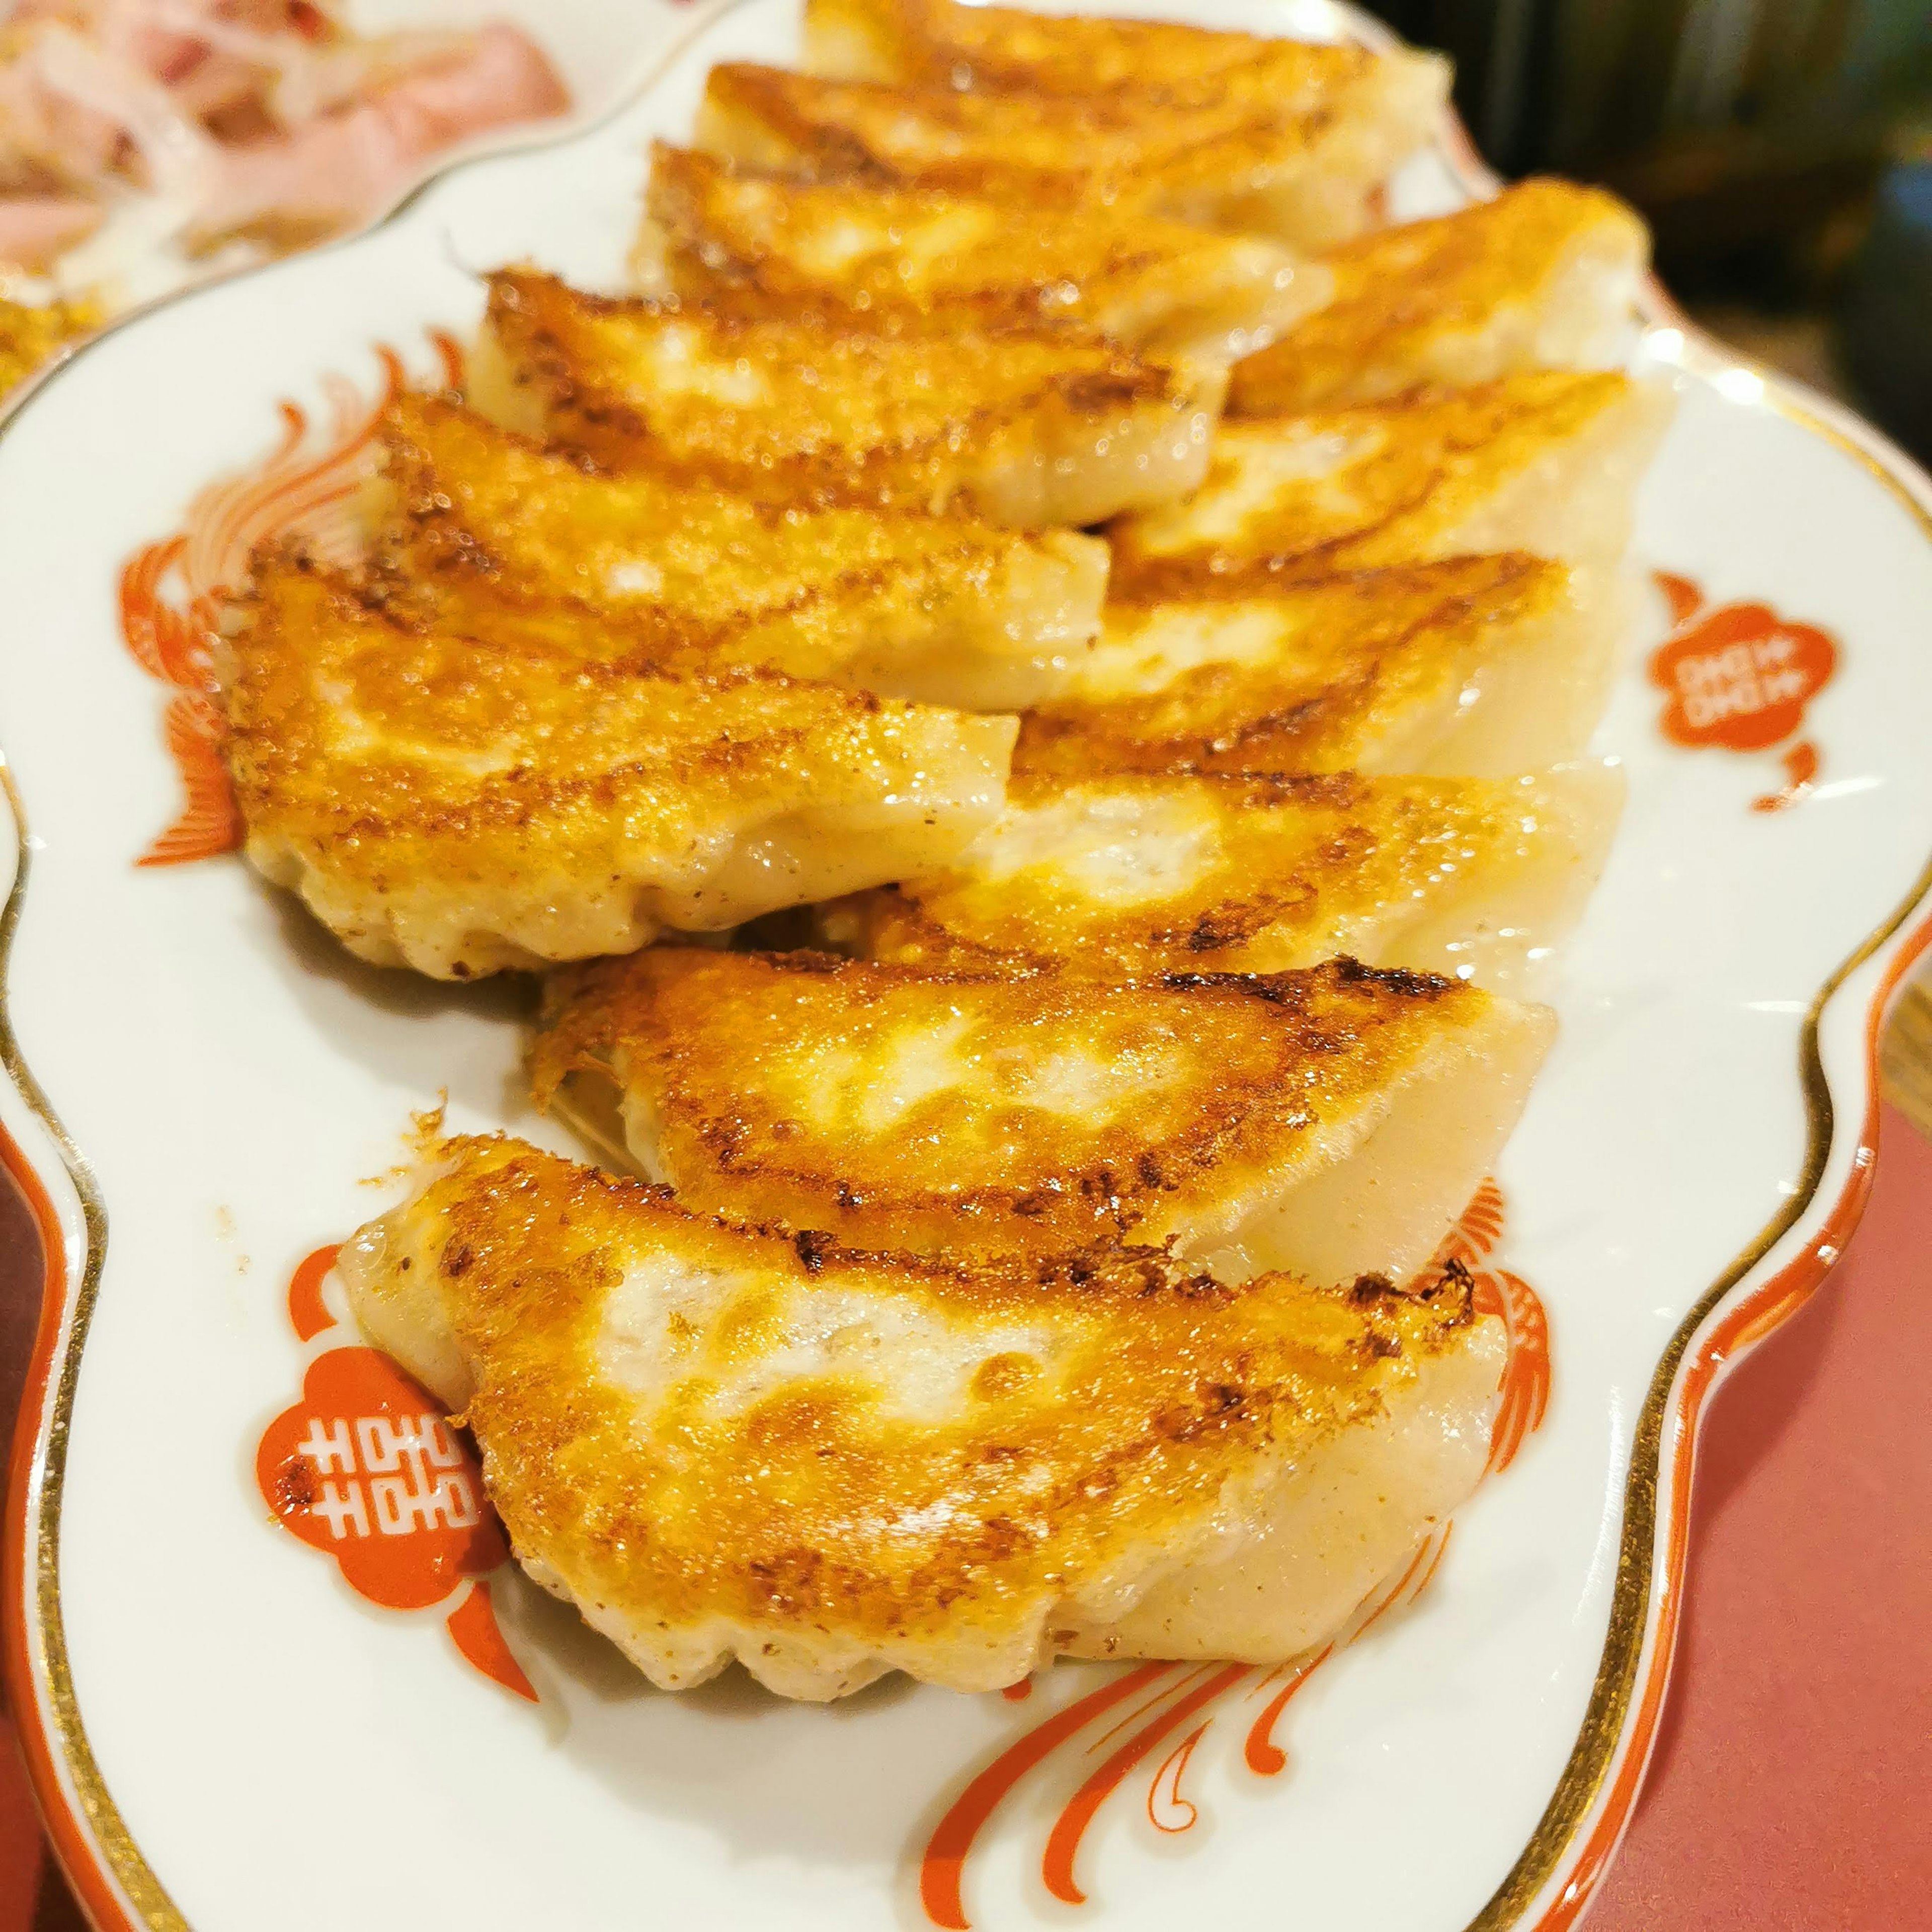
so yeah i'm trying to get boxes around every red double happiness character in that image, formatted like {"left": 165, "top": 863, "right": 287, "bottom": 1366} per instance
{"left": 254, "top": 1243, "right": 535, "bottom": 1700}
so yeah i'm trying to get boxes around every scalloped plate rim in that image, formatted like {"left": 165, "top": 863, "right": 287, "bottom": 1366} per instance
{"left": 1, "top": 4, "right": 1930, "bottom": 1929}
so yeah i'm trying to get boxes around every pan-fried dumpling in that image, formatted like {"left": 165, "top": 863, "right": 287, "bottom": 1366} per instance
{"left": 1229, "top": 180, "right": 1648, "bottom": 413}
{"left": 1108, "top": 372, "right": 1674, "bottom": 586}
{"left": 694, "top": 55, "right": 1443, "bottom": 250}
{"left": 340, "top": 1135, "right": 1506, "bottom": 1700}
{"left": 1015, "top": 555, "right": 1619, "bottom": 781}
{"left": 816, "top": 764, "right": 1623, "bottom": 993}
{"left": 223, "top": 553, "right": 1015, "bottom": 978}
{"left": 529, "top": 947, "right": 1552, "bottom": 1287}
{"left": 473, "top": 263, "right": 1225, "bottom": 529}
{"left": 634, "top": 145, "right": 1321, "bottom": 363}
{"left": 374, "top": 393, "right": 1107, "bottom": 710}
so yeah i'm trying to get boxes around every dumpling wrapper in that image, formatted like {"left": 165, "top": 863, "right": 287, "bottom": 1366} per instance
{"left": 1015, "top": 554, "right": 1620, "bottom": 783}
{"left": 805, "top": 0, "right": 1439, "bottom": 116}
{"left": 474, "top": 261, "right": 1229, "bottom": 530}
{"left": 340, "top": 1134, "right": 1505, "bottom": 1700}
{"left": 817, "top": 763, "right": 1624, "bottom": 995}
{"left": 374, "top": 392, "right": 1107, "bottom": 711}
{"left": 223, "top": 553, "right": 1014, "bottom": 979}
{"left": 1108, "top": 371, "right": 1674, "bottom": 587}
{"left": 529, "top": 948, "right": 1554, "bottom": 1289}
{"left": 1229, "top": 178, "right": 1649, "bottom": 413}
{"left": 694, "top": 54, "right": 1445, "bottom": 251}
{"left": 633, "top": 145, "right": 1323, "bottom": 364}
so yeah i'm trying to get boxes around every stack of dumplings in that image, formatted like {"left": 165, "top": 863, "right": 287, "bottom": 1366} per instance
{"left": 222, "top": 0, "right": 1669, "bottom": 1702}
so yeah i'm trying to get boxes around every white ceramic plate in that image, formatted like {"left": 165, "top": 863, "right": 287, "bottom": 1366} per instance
{"left": 6, "top": 5, "right": 1931, "bottom": 1929}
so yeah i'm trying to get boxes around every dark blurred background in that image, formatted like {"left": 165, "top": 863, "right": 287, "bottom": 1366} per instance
{"left": 1366, "top": 0, "right": 1932, "bottom": 458}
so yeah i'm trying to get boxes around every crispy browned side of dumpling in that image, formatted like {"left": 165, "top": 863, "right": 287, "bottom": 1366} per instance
{"left": 340, "top": 1133, "right": 1505, "bottom": 1699}
{"left": 1110, "top": 371, "right": 1674, "bottom": 586}
{"left": 372, "top": 393, "right": 1106, "bottom": 709}
{"left": 806, "top": 0, "right": 1432, "bottom": 114}
{"left": 530, "top": 948, "right": 1553, "bottom": 1287}
{"left": 816, "top": 764, "right": 1624, "bottom": 994}
{"left": 1015, "top": 555, "right": 1619, "bottom": 781}
{"left": 472, "top": 264, "right": 1226, "bottom": 529}
{"left": 1229, "top": 179, "right": 1650, "bottom": 413}
{"left": 694, "top": 56, "right": 1444, "bottom": 251}
{"left": 636, "top": 145, "right": 1324, "bottom": 363}
{"left": 221, "top": 553, "right": 1016, "bottom": 979}
{"left": 804, "top": 0, "right": 1341, "bottom": 100}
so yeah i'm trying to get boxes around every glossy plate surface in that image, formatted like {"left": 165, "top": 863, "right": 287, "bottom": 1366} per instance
{"left": 4, "top": 5, "right": 1931, "bottom": 1930}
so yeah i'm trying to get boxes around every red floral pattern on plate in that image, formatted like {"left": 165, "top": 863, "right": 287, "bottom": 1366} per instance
{"left": 1648, "top": 571, "right": 1838, "bottom": 811}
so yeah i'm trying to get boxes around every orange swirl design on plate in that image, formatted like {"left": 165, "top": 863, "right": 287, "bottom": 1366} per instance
{"left": 1146, "top": 1723, "right": 1209, "bottom": 1833}
{"left": 118, "top": 346, "right": 411, "bottom": 865}
{"left": 917, "top": 1180, "right": 1550, "bottom": 1926}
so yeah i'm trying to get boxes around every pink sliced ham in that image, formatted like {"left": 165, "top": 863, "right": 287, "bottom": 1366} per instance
{"left": 188, "top": 22, "right": 567, "bottom": 244}
{"left": 0, "top": 48, "right": 131, "bottom": 190}
{"left": 0, "top": 193, "right": 103, "bottom": 267}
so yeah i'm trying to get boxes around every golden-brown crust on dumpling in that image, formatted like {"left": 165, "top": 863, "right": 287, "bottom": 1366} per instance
{"left": 806, "top": 0, "right": 1385, "bottom": 104}
{"left": 1229, "top": 180, "right": 1648, "bottom": 413}
{"left": 530, "top": 946, "right": 1499, "bottom": 1255}
{"left": 478, "top": 263, "right": 1218, "bottom": 526}
{"left": 372, "top": 391, "right": 1106, "bottom": 705}
{"left": 635, "top": 146, "right": 1315, "bottom": 360}
{"left": 819, "top": 765, "right": 1617, "bottom": 986}
{"left": 223, "top": 552, "right": 1014, "bottom": 978}
{"left": 1108, "top": 371, "right": 1671, "bottom": 583}
{"left": 697, "top": 59, "right": 1400, "bottom": 248}
{"left": 1014, "top": 554, "right": 1577, "bottom": 777}
{"left": 344, "top": 1134, "right": 1490, "bottom": 1692}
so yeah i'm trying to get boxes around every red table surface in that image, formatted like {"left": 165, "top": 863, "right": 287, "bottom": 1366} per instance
{"left": 4, "top": 1112, "right": 1929, "bottom": 1929}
